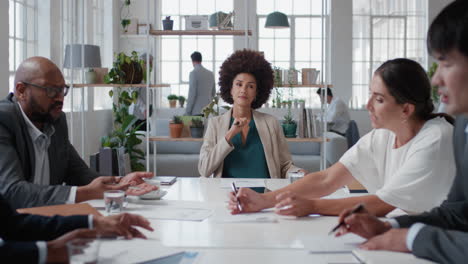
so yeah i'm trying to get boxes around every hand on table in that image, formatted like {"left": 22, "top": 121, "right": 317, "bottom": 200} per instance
{"left": 118, "top": 172, "right": 158, "bottom": 196}
{"left": 359, "top": 228, "right": 410, "bottom": 252}
{"left": 335, "top": 207, "right": 391, "bottom": 239}
{"left": 274, "top": 191, "right": 315, "bottom": 217}
{"left": 93, "top": 213, "right": 154, "bottom": 239}
{"left": 227, "top": 187, "right": 268, "bottom": 214}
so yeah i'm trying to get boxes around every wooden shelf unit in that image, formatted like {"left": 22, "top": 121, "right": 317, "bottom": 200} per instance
{"left": 69, "top": 83, "right": 170, "bottom": 88}
{"left": 149, "top": 29, "right": 252, "bottom": 36}
{"left": 276, "top": 84, "right": 333, "bottom": 88}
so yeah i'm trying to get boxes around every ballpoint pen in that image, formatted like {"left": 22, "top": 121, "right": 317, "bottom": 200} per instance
{"left": 328, "top": 203, "right": 365, "bottom": 235}
{"left": 231, "top": 182, "right": 243, "bottom": 211}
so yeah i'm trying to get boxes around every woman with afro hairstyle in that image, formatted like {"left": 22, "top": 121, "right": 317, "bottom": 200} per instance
{"left": 198, "top": 49, "right": 304, "bottom": 179}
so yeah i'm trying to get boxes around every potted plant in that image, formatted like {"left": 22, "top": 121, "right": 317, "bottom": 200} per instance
{"left": 190, "top": 117, "right": 204, "bottom": 138}
{"left": 167, "top": 94, "right": 179, "bottom": 108}
{"left": 169, "top": 115, "right": 184, "bottom": 138}
{"left": 121, "top": 0, "right": 132, "bottom": 33}
{"left": 298, "top": 99, "right": 306, "bottom": 109}
{"left": 282, "top": 111, "right": 297, "bottom": 138}
{"left": 101, "top": 87, "right": 145, "bottom": 172}
{"left": 162, "top": 16, "right": 174, "bottom": 30}
{"left": 85, "top": 68, "right": 97, "bottom": 84}
{"left": 104, "top": 51, "right": 146, "bottom": 84}
{"left": 178, "top": 96, "right": 186, "bottom": 108}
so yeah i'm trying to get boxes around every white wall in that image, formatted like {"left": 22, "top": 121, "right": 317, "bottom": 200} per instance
{"left": 0, "top": 1, "right": 9, "bottom": 99}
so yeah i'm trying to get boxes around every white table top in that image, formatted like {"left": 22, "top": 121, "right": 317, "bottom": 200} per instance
{"left": 90, "top": 177, "right": 434, "bottom": 264}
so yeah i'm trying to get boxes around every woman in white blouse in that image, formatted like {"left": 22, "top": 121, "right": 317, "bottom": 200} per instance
{"left": 228, "top": 58, "right": 456, "bottom": 217}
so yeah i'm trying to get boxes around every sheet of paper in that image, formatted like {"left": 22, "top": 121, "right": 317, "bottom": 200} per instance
{"left": 130, "top": 206, "right": 213, "bottom": 221}
{"left": 301, "top": 234, "right": 366, "bottom": 253}
{"left": 99, "top": 239, "right": 184, "bottom": 264}
{"left": 213, "top": 211, "right": 279, "bottom": 223}
{"left": 352, "top": 249, "right": 436, "bottom": 264}
{"left": 220, "top": 179, "right": 266, "bottom": 188}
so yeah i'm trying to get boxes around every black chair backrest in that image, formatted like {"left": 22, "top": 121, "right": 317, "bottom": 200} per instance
{"left": 345, "top": 120, "right": 359, "bottom": 149}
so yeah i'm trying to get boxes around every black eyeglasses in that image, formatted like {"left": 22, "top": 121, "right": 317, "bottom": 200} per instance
{"left": 22, "top": 82, "right": 69, "bottom": 98}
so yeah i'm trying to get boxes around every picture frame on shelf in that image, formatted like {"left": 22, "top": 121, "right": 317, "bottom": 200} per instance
{"left": 138, "top": 23, "right": 152, "bottom": 35}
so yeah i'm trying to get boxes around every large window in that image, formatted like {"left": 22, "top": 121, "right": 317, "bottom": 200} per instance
{"left": 60, "top": 0, "right": 109, "bottom": 111}
{"left": 257, "top": 0, "right": 326, "bottom": 108}
{"left": 9, "top": 0, "right": 38, "bottom": 92}
{"left": 352, "top": 0, "right": 427, "bottom": 108}
{"left": 160, "top": 0, "right": 234, "bottom": 107}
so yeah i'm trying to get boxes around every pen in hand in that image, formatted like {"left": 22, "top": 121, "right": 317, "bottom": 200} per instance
{"left": 231, "top": 182, "right": 243, "bottom": 211}
{"left": 328, "top": 203, "right": 365, "bottom": 235}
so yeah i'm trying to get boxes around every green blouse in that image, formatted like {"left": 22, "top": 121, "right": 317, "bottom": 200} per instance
{"left": 222, "top": 118, "right": 270, "bottom": 178}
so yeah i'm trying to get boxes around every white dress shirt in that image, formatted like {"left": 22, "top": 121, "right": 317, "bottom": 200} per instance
{"left": 325, "top": 97, "right": 351, "bottom": 135}
{"left": 18, "top": 103, "right": 77, "bottom": 203}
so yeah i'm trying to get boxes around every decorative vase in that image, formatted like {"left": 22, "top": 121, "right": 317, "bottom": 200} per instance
{"left": 169, "top": 100, "right": 177, "bottom": 108}
{"left": 162, "top": 19, "right": 174, "bottom": 30}
{"left": 169, "top": 123, "right": 183, "bottom": 138}
{"left": 190, "top": 127, "right": 204, "bottom": 138}
{"left": 282, "top": 123, "right": 297, "bottom": 138}
{"left": 179, "top": 100, "right": 185, "bottom": 108}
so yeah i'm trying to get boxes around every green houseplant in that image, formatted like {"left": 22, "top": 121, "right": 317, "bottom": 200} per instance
{"left": 282, "top": 110, "right": 297, "bottom": 138}
{"left": 101, "top": 88, "right": 145, "bottom": 172}
{"left": 169, "top": 115, "right": 184, "bottom": 138}
{"left": 104, "top": 51, "right": 146, "bottom": 84}
{"left": 167, "top": 94, "right": 179, "bottom": 108}
{"left": 427, "top": 62, "right": 439, "bottom": 103}
{"left": 190, "top": 117, "right": 204, "bottom": 138}
{"left": 121, "top": 0, "right": 132, "bottom": 33}
{"left": 178, "top": 96, "right": 186, "bottom": 108}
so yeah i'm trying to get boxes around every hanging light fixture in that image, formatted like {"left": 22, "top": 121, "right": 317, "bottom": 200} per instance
{"left": 264, "top": 11, "right": 289, "bottom": 28}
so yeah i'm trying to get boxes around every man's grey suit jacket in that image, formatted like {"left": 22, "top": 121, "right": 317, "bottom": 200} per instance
{"left": 185, "top": 64, "right": 215, "bottom": 116}
{"left": 0, "top": 94, "right": 99, "bottom": 209}
{"left": 395, "top": 116, "right": 468, "bottom": 264}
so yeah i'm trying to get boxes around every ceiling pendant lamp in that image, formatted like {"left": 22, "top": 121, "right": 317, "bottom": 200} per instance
{"left": 264, "top": 11, "right": 290, "bottom": 28}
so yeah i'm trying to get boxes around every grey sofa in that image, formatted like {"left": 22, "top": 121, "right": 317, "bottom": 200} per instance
{"left": 148, "top": 119, "right": 348, "bottom": 177}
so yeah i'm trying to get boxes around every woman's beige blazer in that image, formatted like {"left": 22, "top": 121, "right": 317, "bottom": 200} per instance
{"left": 198, "top": 109, "right": 301, "bottom": 178}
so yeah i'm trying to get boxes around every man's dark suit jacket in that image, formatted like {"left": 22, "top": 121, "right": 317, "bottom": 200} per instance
{"left": 395, "top": 116, "right": 468, "bottom": 264}
{"left": 0, "top": 194, "right": 88, "bottom": 263}
{"left": 0, "top": 94, "right": 99, "bottom": 209}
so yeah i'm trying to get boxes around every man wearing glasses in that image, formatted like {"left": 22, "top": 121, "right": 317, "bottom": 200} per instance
{"left": 0, "top": 56, "right": 157, "bottom": 209}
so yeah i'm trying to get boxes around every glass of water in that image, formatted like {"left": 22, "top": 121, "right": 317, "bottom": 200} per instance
{"left": 288, "top": 171, "right": 305, "bottom": 184}
{"left": 67, "top": 238, "right": 100, "bottom": 264}
{"left": 104, "top": 190, "right": 125, "bottom": 214}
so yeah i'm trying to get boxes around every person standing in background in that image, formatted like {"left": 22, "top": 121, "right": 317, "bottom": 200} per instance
{"left": 185, "top": 51, "right": 216, "bottom": 116}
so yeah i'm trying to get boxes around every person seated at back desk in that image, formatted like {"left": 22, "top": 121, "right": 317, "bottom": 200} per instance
{"left": 316, "top": 87, "right": 351, "bottom": 136}
{"left": 228, "top": 58, "right": 455, "bottom": 217}
{"left": 0, "top": 56, "right": 157, "bottom": 209}
{"left": 198, "top": 50, "right": 305, "bottom": 179}
{"left": 0, "top": 193, "right": 153, "bottom": 263}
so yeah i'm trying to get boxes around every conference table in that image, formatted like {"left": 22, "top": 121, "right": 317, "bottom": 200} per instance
{"left": 89, "top": 177, "right": 435, "bottom": 264}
